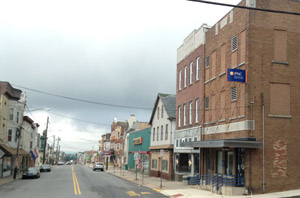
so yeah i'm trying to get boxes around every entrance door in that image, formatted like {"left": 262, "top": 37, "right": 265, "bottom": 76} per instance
{"left": 226, "top": 151, "right": 233, "bottom": 175}
{"left": 216, "top": 151, "right": 223, "bottom": 174}
{"left": 236, "top": 148, "right": 245, "bottom": 177}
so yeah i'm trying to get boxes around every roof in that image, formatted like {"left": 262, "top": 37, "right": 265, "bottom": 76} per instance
{"left": 149, "top": 93, "right": 176, "bottom": 125}
{"left": 0, "top": 82, "right": 22, "bottom": 100}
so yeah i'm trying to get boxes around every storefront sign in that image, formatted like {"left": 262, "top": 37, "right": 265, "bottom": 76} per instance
{"left": 227, "top": 68, "right": 247, "bottom": 83}
{"left": 133, "top": 137, "right": 143, "bottom": 145}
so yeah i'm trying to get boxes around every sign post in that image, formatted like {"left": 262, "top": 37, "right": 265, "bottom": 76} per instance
{"left": 160, "top": 150, "right": 164, "bottom": 188}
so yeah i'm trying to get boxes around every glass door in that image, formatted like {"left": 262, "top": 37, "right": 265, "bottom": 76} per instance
{"left": 216, "top": 151, "right": 223, "bottom": 174}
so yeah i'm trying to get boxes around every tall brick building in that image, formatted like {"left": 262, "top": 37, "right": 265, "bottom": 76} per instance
{"left": 177, "top": 0, "right": 300, "bottom": 194}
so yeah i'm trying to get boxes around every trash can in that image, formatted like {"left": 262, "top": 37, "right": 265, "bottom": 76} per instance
{"left": 124, "top": 164, "right": 128, "bottom": 170}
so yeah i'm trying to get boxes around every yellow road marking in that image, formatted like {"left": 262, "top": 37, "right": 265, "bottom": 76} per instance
{"left": 152, "top": 188, "right": 160, "bottom": 192}
{"left": 72, "top": 172, "right": 77, "bottom": 194}
{"left": 141, "top": 192, "right": 152, "bottom": 195}
{"left": 72, "top": 166, "right": 81, "bottom": 195}
{"left": 126, "top": 191, "right": 140, "bottom": 196}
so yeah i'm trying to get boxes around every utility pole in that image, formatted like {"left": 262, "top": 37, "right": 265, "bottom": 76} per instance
{"left": 52, "top": 135, "right": 55, "bottom": 165}
{"left": 56, "top": 137, "right": 60, "bottom": 164}
{"left": 13, "top": 127, "right": 22, "bottom": 179}
{"left": 42, "top": 117, "right": 49, "bottom": 164}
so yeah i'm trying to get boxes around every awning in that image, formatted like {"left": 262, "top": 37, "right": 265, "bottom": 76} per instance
{"left": 149, "top": 144, "right": 173, "bottom": 150}
{"left": 0, "top": 144, "right": 30, "bottom": 156}
{"left": 181, "top": 138, "right": 262, "bottom": 149}
{"left": 0, "top": 144, "right": 17, "bottom": 155}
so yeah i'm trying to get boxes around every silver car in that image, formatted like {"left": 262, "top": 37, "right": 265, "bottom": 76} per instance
{"left": 93, "top": 162, "right": 104, "bottom": 171}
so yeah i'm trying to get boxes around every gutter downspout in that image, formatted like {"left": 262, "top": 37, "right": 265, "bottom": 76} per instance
{"left": 262, "top": 93, "right": 265, "bottom": 193}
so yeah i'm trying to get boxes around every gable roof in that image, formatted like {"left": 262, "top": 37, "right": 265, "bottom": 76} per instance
{"left": 149, "top": 93, "right": 176, "bottom": 125}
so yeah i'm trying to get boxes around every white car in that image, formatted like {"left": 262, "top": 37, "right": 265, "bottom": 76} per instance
{"left": 93, "top": 162, "right": 104, "bottom": 171}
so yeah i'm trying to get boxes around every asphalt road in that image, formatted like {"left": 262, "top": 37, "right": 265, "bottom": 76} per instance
{"left": 0, "top": 165, "right": 167, "bottom": 198}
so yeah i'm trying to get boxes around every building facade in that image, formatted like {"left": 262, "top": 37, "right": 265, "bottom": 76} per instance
{"left": 128, "top": 127, "right": 151, "bottom": 174}
{"left": 178, "top": 0, "right": 300, "bottom": 194}
{"left": 149, "top": 93, "right": 176, "bottom": 180}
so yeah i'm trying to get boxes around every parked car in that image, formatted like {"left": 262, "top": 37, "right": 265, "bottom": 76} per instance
{"left": 40, "top": 164, "right": 51, "bottom": 172}
{"left": 22, "top": 167, "right": 40, "bottom": 179}
{"left": 57, "top": 161, "right": 64, "bottom": 165}
{"left": 93, "top": 162, "right": 104, "bottom": 171}
{"left": 66, "top": 161, "right": 72, "bottom": 165}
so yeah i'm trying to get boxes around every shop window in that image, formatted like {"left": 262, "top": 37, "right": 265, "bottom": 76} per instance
{"left": 162, "top": 160, "right": 168, "bottom": 171}
{"left": 151, "top": 159, "right": 157, "bottom": 169}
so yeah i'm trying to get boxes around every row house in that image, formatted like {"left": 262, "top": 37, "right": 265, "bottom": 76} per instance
{"left": 149, "top": 93, "right": 176, "bottom": 180}
{"left": 177, "top": 0, "right": 300, "bottom": 195}
{"left": 0, "top": 82, "right": 37, "bottom": 178}
{"left": 110, "top": 119, "right": 126, "bottom": 166}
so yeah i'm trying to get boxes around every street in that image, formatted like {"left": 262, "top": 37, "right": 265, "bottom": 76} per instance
{"left": 0, "top": 165, "right": 167, "bottom": 198}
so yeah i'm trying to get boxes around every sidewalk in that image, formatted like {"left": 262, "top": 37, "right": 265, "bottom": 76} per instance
{"left": 105, "top": 166, "right": 300, "bottom": 198}
{"left": 0, "top": 174, "right": 22, "bottom": 186}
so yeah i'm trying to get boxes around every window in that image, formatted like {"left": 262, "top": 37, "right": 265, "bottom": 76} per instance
{"left": 165, "top": 124, "right": 168, "bottom": 140}
{"left": 274, "top": 30, "right": 287, "bottom": 62}
{"left": 180, "top": 139, "right": 182, "bottom": 147}
{"left": 8, "top": 129, "right": 12, "bottom": 142}
{"left": 196, "top": 57, "right": 200, "bottom": 81}
{"left": 30, "top": 141, "right": 33, "bottom": 149}
{"left": 195, "top": 99, "right": 199, "bottom": 123}
{"left": 205, "top": 97, "right": 209, "bottom": 110}
{"left": 183, "top": 104, "right": 187, "bottom": 126}
{"left": 161, "top": 105, "right": 164, "bottom": 118}
{"left": 189, "top": 138, "right": 192, "bottom": 142}
{"left": 270, "top": 83, "right": 290, "bottom": 115}
{"left": 184, "top": 66, "right": 187, "bottom": 88}
{"left": 116, "top": 143, "right": 120, "bottom": 150}
{"left": 190, "top": 62, "right": 193, "bottom": 84}
{"left": 9, "top": 108, "right": 14, "bottom": 121}
{"left": 205, "top": 56, "right": 210, "bottom": 67}
{"left": 153, "top": 128, "right": 155, "bottom": 141}
{"left": 231, "top": 87, "right": 237, "bottom": 101}
{"left": 178, "top": 106, "right": 181, "bottom": 127}
{"left": 162, "top": 160, "right": 168, "bottom": 171}
{"left": 157, "top": 107, "right": 160, "bottom": 119}
{"left": 161, "top": 125, "right": 163, "bottom": 141}
{"left": 232, "top": 35, "right": 238, "bottom": 51}
{"left": 194, "top": 137, "right": 197, "bottom": 142}
{"left": 157, "top": 127, "right": 159, "bottom": 141}
{"left": 16, "top": 112, "right": 20, "bottom": 123}
{"left": 176, "top": 139, "right": 179, "bottom": 147}
{"left": 152, "top": 159, "right": 157, "bottom": 169}
{"left": 189, "top": 101, "right": 192, "bottom": 125}
{"left": 179, "top": 70, "right": 182, "bottom": 91}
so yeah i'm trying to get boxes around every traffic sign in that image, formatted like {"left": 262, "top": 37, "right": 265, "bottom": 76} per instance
{"left": 160, "top": 149, "right": 164, "bottom": 157}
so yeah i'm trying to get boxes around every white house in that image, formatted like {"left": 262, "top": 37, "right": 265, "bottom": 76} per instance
{"left": 149, "top": 93, "right": 176, "bottom": 180}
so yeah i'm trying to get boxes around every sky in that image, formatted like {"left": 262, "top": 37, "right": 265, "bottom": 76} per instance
{"left": 0, "top": 0, "right": 241, "bottom": 152}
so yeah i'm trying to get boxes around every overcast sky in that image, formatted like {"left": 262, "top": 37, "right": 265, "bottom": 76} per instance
{"left": 0, "top": 0, "right": 241, "bottom": 152}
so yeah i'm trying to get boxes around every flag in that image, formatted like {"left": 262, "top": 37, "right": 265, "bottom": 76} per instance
{"left": 34, "top": 148, "right": 38, "bottom": 158}
{"left": 14, "top": 156, "right": 19, "bottom": 168}
{"left": 30, "top": 150, "right": 37, "bottom": 160}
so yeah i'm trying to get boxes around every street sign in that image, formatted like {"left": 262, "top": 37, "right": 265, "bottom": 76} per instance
{"left": 227, "top": 68, "right": 247, "bottom": 83}
{"left": 0, "top": 149, "right": 5, "bottom": 158}
{"left": 160, "top": 149, "right": 164, "bottom": 157}
{"left": 104, "top": 151, "right": 111, "bottom": 156}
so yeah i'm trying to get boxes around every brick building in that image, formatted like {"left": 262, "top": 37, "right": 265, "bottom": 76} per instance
{"left": 177, "top": 0, "right": 300, "bottom": 194}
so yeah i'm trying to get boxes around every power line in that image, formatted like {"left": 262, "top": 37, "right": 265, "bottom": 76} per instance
{"left": 12, "top": 84, "right": 152, "bottom": 110}
{"left": 47, "top": 111, "right": 111, "bottom": 126}
{"left": 187, "top": 0, "right": 300, "bottom": 16}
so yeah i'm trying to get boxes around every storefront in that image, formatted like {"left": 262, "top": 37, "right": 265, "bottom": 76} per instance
{"left": 127, "top": 128, "right": 151, "bottom": 174}
{"left": 181, "top": 138, "right": 261, "bottom": 190}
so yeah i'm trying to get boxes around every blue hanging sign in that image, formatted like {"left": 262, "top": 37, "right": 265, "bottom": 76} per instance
{"left": 227, "top": 68, "right": 247, "bottom": 83}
